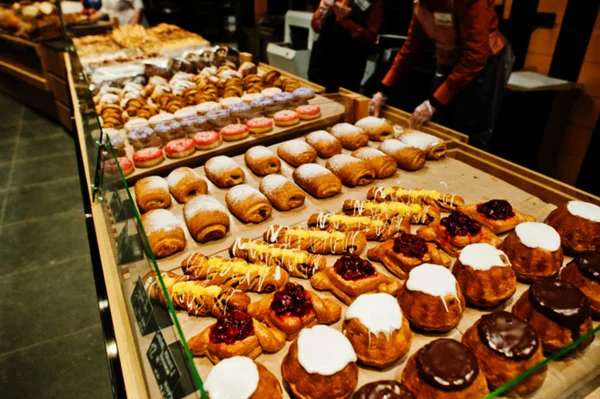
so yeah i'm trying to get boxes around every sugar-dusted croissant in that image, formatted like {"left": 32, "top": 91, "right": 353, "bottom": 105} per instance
{"left": 277, "top": 139, "right": 318, "bottom": 167}
{"left": 367, "top": 186, "right": 465, "bottom": 211}
{"left": 141, "top": 270, "right": 250, "bottom": 317}
{"left": 397, "top": 129, "right": 447, "bottom": 160}
{"left": 325, "top": 154, "right": 376, "bottom": 187}
{"left": 351, "top": 147, "right": 397, "bottom": 179}
{"left": 342, "top": 199, "right": 440, "bottom": 224}
{"left": 141, "top": 209, "right": 186, "bottom": 258}
{"left": 230, "top": 238, "right": 326, "bottom": 279}
{"left": 166, "top": 167, "right": 208, "bottom": 203}
{"left": 248, "top": 282, "right": 341, "bottom": 340}
{"left": 226, "top": 184, "right": 273, "bottom": 224}
{"left": 354, "top": 116, "right": 394, "bottom": 141}
{"left": 457, "top": 199, "right": 536, "bottom": 234}
{"left": 183, "top": 195, "right": 230, "bottom": 243}
{"left": 329, "top": 123, "right": 369, "bottom": 150}
{"left": 134, "top": 176, "right": 171, "bottom": 213}
{"left": 259, "top": 174, "right": 305, "bottom": 212}
{"left": 305, "top": 130, "right": 342, "bottom": 158}
{"left": 264, "top": 225, "right": 367, "bottom": 255}
{"left": 307, "top": 212, "right": 410, "bottom": 242}
{"left": 204, "top": 155, "right": 245, "bottom": 188}
{"left": 187, "top": 310, "right": 286, "bottom": 363}
{"left": 379, "top": 139, "right": 426, "bottom": 171}
{"left": 181, "top": 253, "right": 289, "bottom": 293}
{"left": 293, "top": 163, "right": 342, "bottom": 199}
{"left": 245, "top": 145, "right": 281, "bottom": 176}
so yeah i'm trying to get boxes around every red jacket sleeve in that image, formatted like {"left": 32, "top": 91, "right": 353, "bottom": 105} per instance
{"left": 381, "top": 13, "right": 427, "bottom": 90}
{"left": 431, "top": 0, "right": 491, "bottom": 106}
{"left": 311, "top": 7, "right": 325, "bottom": 33}
{"left": 338, "top": 0, "right": 384, "bottom": 46}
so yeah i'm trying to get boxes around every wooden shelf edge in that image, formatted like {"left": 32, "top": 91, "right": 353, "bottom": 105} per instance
{"left": 0, "top": 32, "right": 39, "bottom": 48}
{"left": 0, "top": 57, "right": 48, "bottom": 90}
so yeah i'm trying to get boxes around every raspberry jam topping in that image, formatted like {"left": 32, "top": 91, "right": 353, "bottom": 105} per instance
{"left": 210, "top": 311, "right": 255, "bottom": 344}
{"left": 270, "top": 283, "right": 313, "bottom": 318}
{"left": 440, "top": 211, "right": 482, "bottom": 237}
{"left": 334, "top": 254, "right": 376, "bottom": 281}
{"left": 477, "top": 199, "right": 515, "bottom": 220}
{"left": 393, "top": 234, "right": 428, "bottom": 259}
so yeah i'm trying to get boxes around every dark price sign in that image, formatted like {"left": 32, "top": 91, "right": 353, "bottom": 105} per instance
{"left": 130, "top": 277, "right": 159, "bottom": 336}
{"left": 117, "top": 223, "right": 145, "bottom": 266}
{"left": 147, "top": 331, "right": 181, "bottom": 399}
{"left": 109, "top": 191, "right": 134, "bottom": 222}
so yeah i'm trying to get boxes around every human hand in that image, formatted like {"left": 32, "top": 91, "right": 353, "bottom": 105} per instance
{"left": 369, "top": 92, "right": 387, "bottom": 117}
{"left": 319, "top": 0, "right": 334, "bottom": 11}
{"left": 332, "top": 2, "right": 352, "bottom": 21}
{"left": 409, "top": 100, "right": 435, "bottom": 129}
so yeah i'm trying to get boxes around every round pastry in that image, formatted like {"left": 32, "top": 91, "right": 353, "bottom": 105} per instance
{"left": 281, "top": 325, "right": 358, "bottom": 399}
{"left": 127, "top": 126, "right": 162, "bottom": 151}
{"left": 104, "top": 157, "right": 134, "bottom": 177}
{"left": 559, "top": 253, "right": 600, "bottom": 318}
{"left": 228, "top": 102, "right": 256, "bottom": 121}
{"left": 206, "top": 109, "right": 233, "bottom": 129}
{"left": 132, "top": 147, "right": 164, "bottom": 168}
{"left": 452, "top": 243, "right": 516, "bottom": 308}
{"left": 242, "top": 93, "right": 264, "bottom": 103}
{"left": 250, "top": 97, "right": 276, "bottom": 115}
{"left": 293, "top": 87, "right": 315, "bottom": 101}
{"left": 462, "top": 311, "right": 546, "bottom": 395}
{"left": 343, "top": 293, "right": 411, "bottom": 368}
{"left": 512, "top": 279, "right": 594, "bottom": 354}
{"left": 261, "top": 87, "right": 282, "bottom": 97}
{"left": 500, "top": 222, "right": 563, "bottom": 282}
{"left": 193, "top": 130, "right": 222, "bottom": 150}
{"left": 173, "top": 106, "right": 198, "bottom": 120}
{"left": 272, "top": 92, "right": 295, "bottom": 110}
{"left": 354, "top": 116, "right": 394, "bottom": 141}
{"left": 544, "top": 200, "right": 600, "bottom": 254}
{"left": 164, "top": 138, "right": 195, "bottom": 159}
{"left": 180, "top": 115, "right": 210, "bottom": 136}
{"left": 273, "top": 110, "right": 300, "bottom": 127}
{"left": 247, "top": 117, "right": 273, "bottom": 134}
{"left": 204, "top": 356, "right": 282, "bottom": 399}
{"left": 124, "top": 117, "right": 149, "bottom": 129}
{"left": 221, "top": 123, "right": 250, "bottom": 141}
{"left": 220, "top": 96, "right": 243, "bottom": 108}
{"left": 398, "top": 263, "right": 465, "bottom": 332}
{"left": 353, "top": 381, "right": 415, "bottom": 399}
{"left": 196, "top": 101, "right": 221, "bottom": 115}
{"left": 401, "top": 339, "right": 489, "bottom": 399}
{"left": 148, "top": 113, "right": 174, "bottom": 128}
{"left": 296, "top": 104, "right": 321, "bottom": 120}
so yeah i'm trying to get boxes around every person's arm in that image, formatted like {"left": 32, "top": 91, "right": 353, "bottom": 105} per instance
{"left": 429, "top": 0, "right": 490, "bottom": 109}
{"left": 335, "top": 0, "right": 384, "bottom": 46}
{"left": 132, "top": 0, "right": 143, "bottom": 24}
{"left": 89, "top": 9, "right": 106, "bottom": 21}
{"left": 311, "top": 0, "right": 333, "bottom": 33}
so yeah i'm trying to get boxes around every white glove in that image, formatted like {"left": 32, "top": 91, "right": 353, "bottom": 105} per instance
{"left": 409, "top": 100, "right": 435, "bottom": 129}
{"left": 369, "top": 91, "right": 387, "bottom": 117}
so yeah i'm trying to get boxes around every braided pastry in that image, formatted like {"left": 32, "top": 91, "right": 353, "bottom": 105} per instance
{"left": 342, "top": 199, "right": 440, "bottom": 225}
{"left": 307, "top": 212, "right": 411, "bottom": 242}
{"left": 367, "top": 186, "right": 465, "bottom": 211}
{"left": 264, "top": 225, "right": 367, "bottom": 255}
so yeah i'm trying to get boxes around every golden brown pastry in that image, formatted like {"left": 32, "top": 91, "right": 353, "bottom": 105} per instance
{"left": 183, "top": 195, "right": 230, "bottom": 243}
{"left": 187, "top": 311, "right": 286, "bottom": 363}
{"left": 397, "top": 129, "right": 447, "bottom": 160}
{"left": 282, "top": 325, "right": 358, "bottom": 399}
{"left": 244, "top": 146, "right": 281, "bottom": 176}
{"left": 134, "top": 176, "right": 171, "bottom": 213}
{"left": 264, "top": 225, "right": 367, "bottom": 255}
{"left": 140, "top": 209, "right": 185, "bottom": 258}
{"left": 559, "top": 253, "right": 600, "bottom": 318}
{"left": 342, "top": 200, "right": 440, "bottom": 225}
{"left": 181, "top": 253, "right": 289, "bottom": 293}
{"left": 203, "top": 357, "right": 282, "bottom": 399}
{"left": 457, "top": 199, "right": 535, "bottom": 234}
{"left": 277, "top": 139, "right": 318, "bottom": 167}
{"left": 367, "top": 186, "right": 464, "bottom": 211}
{"left": 293, "top": 163, "right": 343, "bottom": 199}
{"left": 367, "top": 233, "right": 452, "bottom": 279}
{"left": 225, "top": 184, "right": 272, "bottom": 223}
{"left": 343, "top": 293, "right": 411, "bottom": 368}
{"left": 307, "top": 212, "right": 410, "bottom": 241}
{"left": 452, "top": 243, "right": 516, "bottom": 307}
{"left": 544, "top": 200, "right": 600, "bottom": 254}
{"left": 401, "top": 339, "right": 489, "bottom": 399}
{"left": 379, "top": 139, "right": 426, "bottom": 171}
{"left": 500, "top": 222, "right": 563, "bottom": 282}
{"left": 325, "top": 154, "right": 376, "bottom": 187}
{"left": 248, "top": 283, "right": 341, "bottom": 340}
{"left": 230, "top": 238, "right": 326, "bottom": 279}
{"left": 354, "top": 116, "right": 394, "bottom": 141}
{"left": 329, "top": 122, "right": 369, "bottom": 150}
{"left": 305, "top": 130, "right": 342, "bottom": 158}
{"left": 398, "top": 263, "right": 465, "bottom": 332}
{"left": 310, "top": 255, "right": 401, "bottom": 305}
{"left": 204, "top": 155, "right": 245, "bottom": 188}
{"left": 462, "top": 312, "right": 546, "bottom": 395}
{"left": 142, "top": 270, "right": 250, "bottom": 317}
{"left": 351, "top": 147, "right": 397, "bottom": 179}
{"left": 259, "top": 174, "right": 306, "bottom": 212}
{"left": 512, "top": 280, "right": 594, "bottom": 354}
{"left": 166, "top": 166, "right": 208, "bottom": 203}
{"left": 417, "top": 211, "right": 502, "bottom": 257}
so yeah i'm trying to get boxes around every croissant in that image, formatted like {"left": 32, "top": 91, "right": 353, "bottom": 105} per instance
{"left": 134, "top": 176, "right": 171, "bottom": 213}
{"left": 397, "top": 129, "right": 447, "bottom": 160}
{"left": 142, "top": 271, "right": 250, "bottom": 317}
{"left": 264, "top": 225, "right": 367, "bottom": 255}
{"left": 183, "top": 195, "right": 230, "bottom": 243}
{"left": 225, "top": 184, "right": 273, "bottom": 224}
{"left": 325, "top": 154, "right": 376, "bottom": 187}
{"left": 351, "top": 147, "right": 397, "bottom": 179}
{"left": 166, "top": 166, "right": 208, "bottom": 203}
{"left": 457, "top": 200, "right": 536, "bottom": 234}
{"left": 342, "top": 199, "right": 440, "bottom": 224}
{"left": 305, "top": 130, "right": 342, "bottom": 158}
{"left": 307, "top": 212, "right": 410, "bottom": 242}
{"left": 230, "top": 238, "right": 326, "bottom": 279}
{"left": 367, "top": 186, "right": 465, "bottom": 211}
{"left": 244, "top": 146, "right": 281, "bottom": 176}
{"left": 181, "top": 253, "right": 289, "bottom": 293}
{"left": 379, "top": 139, "right": 426, "bottom": 171}
{"left": 329, "top": 123, "right": 369, "bottom": 150}
{"left": 141, "top": 209, "right": 186, "bottom": 258}
{"left": 293, "top": 163, "right": 342, "bottom": 199}
{"left": 277, "top": 139, "right": 318, "bottom": 167}
{"left": 354, "top": 116, "right": 394, "bottom": 141}
{"left": 259, "top": 174, "right": 306, "bottom": 212}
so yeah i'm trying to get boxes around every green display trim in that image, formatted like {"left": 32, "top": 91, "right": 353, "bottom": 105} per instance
{"left": 106, "top": 139, "right": 207, "bottom": 399}
{"left": 484, "top": 324, "right": 600, "bottom": 398}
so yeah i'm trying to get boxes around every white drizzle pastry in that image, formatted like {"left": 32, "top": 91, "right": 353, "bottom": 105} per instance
{"left": 405, "top": 263, "right": 460, "bottom": 312}
{"left": 515, "top": 222, "right": 561, "bottom": 252}
{"left": 204, "top": 356, "right": 259, "bottom": 399}
{"left": 297, "top": 325, "right": 357, "bottom": 375}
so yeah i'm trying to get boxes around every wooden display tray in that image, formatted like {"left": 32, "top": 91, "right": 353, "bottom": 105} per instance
{"left": 124, "top": 131, "right": 599, "bottom": 399}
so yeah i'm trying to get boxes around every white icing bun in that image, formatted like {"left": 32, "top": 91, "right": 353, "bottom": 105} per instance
{"left": 567, "top": 201, "right": 600, "bottom": 222}
{"left": 297, "top": 325, "right": 357, "bottom": 376}
{"left": 398, "top": 131, "right": 442, "bottom": 151}
{"left": 459, "top": 243, "right": 510, "bottom": 270}
{"left": 515, "top": 222, "right": 560, "bottom": 252}
{"left": 196, "top": 101, "right": 221, "bottom": 114}
{"left": 204, "top": 356, "right": 259, "bottom": 399}
{"left": 173, "top": 106, "right": 198, "bottom": 119}
{"left": 406, "top": 263, "right": 457, "bottom": 298}
{"left": 345, "top": 293, "right": 402, "bottom": 335}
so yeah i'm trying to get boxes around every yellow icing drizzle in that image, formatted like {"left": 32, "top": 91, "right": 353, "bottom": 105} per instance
{"left": 364, "top": 202, "right": 422, "bottom": 215}
{"left": 327, "top": 214, "right": 384, "bottom": 227}
{"left": 245, "top": 242, "right": 308, "bottom": 265}
{"left": 286, "top": 229, "right": 346, "bottom": 241}
{"left": 384, "top": 188, "right": 441, "bottom": 199}
{"left": 172, "top": 281, "right": 222, "bottom": 297}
